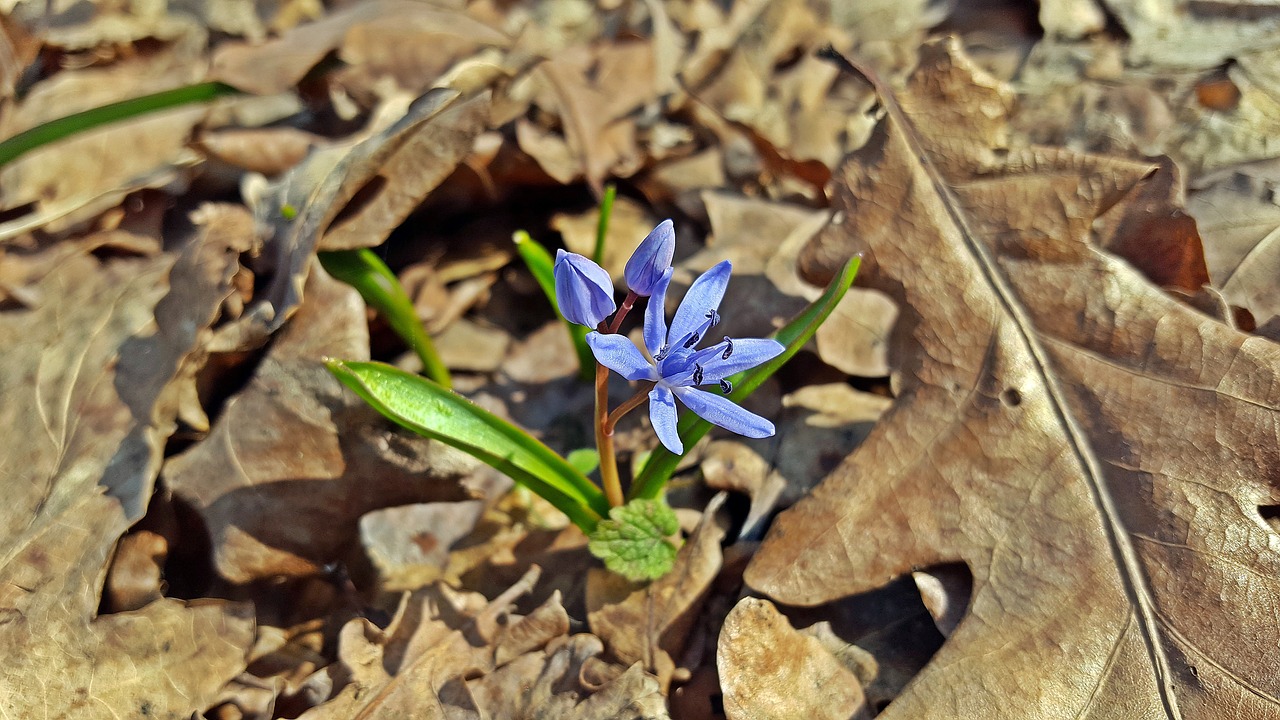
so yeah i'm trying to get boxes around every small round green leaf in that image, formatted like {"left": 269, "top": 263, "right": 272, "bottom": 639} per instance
{"left": 587, "top": 499, "right": 681, "bottom": 582}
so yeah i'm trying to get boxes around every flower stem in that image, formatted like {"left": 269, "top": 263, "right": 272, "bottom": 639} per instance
{"left": 595, "top": 362, "right": 625, "bottom": 507}
{"left": 605, "top": 382, "right": 656, "bottom": 434}
{"left": 608, "top": 291, "right": 639, "bottom": 334}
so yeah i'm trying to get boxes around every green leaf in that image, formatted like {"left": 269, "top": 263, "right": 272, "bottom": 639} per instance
{"left": 0, "top": 81, "right": 240, "bottom": 169}
{"left": 326, "top": 360, "right": 609, "bottom": 530}
{"left": 512, "top": 230, "right": 594, "bottom": 380}
{"left": 566, "top": 448, "right": 601, "bottom": 475}
{"left": 319, "top": 249, "right": 451, "bottom": 387}
{"left": 587, "top": 499, "right": 681, "bottom": 582}
{"left": 593, "top": 183, "right": 616, "bottom": 265}
{"left": 630, "top": 255, "right": 862, "bottom": 500}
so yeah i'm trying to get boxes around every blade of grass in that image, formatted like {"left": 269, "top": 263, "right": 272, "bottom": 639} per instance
{"left": 630, "top": 256, "right": 862, "bottom": 500}
{"left": 0, "top": 81, "right": 241, "bottom": 168}
{"left": 513, "top": 230, "right": 594, "bottom": 380}
{"left": 319, "top": 249, "right": 451, "bottom": 387}
{"left": 593, "top": 183, "right": 616, "bottom": 265}
{"left": 327, "top": 360, "right": 609, "bottom": 529}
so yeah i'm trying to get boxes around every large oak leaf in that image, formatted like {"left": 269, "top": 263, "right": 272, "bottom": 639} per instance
{"left": 0, "top": 215, "right": 256, "bottom": 717}
{"left": 746, "top": 39, "right": 1280, "bottom": 718}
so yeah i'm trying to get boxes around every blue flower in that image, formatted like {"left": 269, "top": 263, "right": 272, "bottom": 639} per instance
{"left": 586, "top": 261, "right": 784, "bottom": 454}
{"left": 624, "top": 219, "right": 675, "bottom": 297}
{"left": 554, "top": 249, "right": 616, "bottom": 328}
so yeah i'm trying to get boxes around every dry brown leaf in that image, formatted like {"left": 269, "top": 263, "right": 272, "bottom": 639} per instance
{"left": 525, "top": 41, "right": 655, "bottom": 192}
{"left": 0, "top": 239, "right": 254, "bottom": 715}
{"left": 748, "top": 39, "right": 1280, "bottom": 718}
{"left": 300, "top": 571, "right": 662, "bottom": 719}
{"left": 227, "top": 88, "right": 460, "bottom": 350}
{"left": 211, "top": 0, "right": 507, "bottom": 95}
{"left": 198, "top": 126, "right": 321, "bottom": 176}
{"left": 166, "top": 267, "right": 483, "bottom": 583}
{"left": 814, "top": 288, "right": 897, "bottom": 377}
{"left": 718, "top": 597, "right": 869, "bottom": 720}
{"left": 587, "top": 493, "right": 727, "bottom": 689}
{"left": 320, "top": 93, "right": 492, "bottom": 251}
{"left": 359, "top": 500, "right": 489, "bottom": 591}
{"left": 1188, "top": 172, "right": 1280, "bottom": 328}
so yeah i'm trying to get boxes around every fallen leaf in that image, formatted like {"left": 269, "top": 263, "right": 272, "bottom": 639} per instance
{"left": 198, "top": 126, "right": 321, "bottom": 176}
{"left": 210, "top": 0, "right": 507, "bottom": 95}
{"left": 227, "top": 87, "right": 461, "bottom": 350}
{"left": 0, "top": 244, "right": 254, "bottom": 715}
{"left": 748, "top": 39, "right": 1280, "bottom": 718}
{"left": 320, "top": 93, "right": 492, "bottom": 252}
{"left": 359, "top": 500, "right": 488, "bottom": 592}
{"left": 300, "top": 569, "right": 663, "bottom": 718}
{"left": 166, "top": 266, "right": 483, "bottom": 583}
{"left": 718, "top": 597, "right": 869, "bottom": 720}
{"left": 1188, "top": 171, "right": 1280, "bottom": 328}
{"left": 814, "top": 288, "right": 897, "bottom": 377}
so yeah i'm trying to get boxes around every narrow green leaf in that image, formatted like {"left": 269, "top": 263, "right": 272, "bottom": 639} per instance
{"left": 587, "top": 498, "right": 680, "bottom": 581}
{"left": 630, "top": 256, "right": 862, "bottom": 500}
{"left": 593, "top": 183, "right": 617, "bottom": 265}
{"left": 512, "top": 230, "right": 594, "bottom": 380}
{"left": 0, "top": 81, "right": 241, "bottom": 169}
{"left": 320, "top": 249, "right": 451, "bottom": 388}
{"left": 326, "top": 360, "right": 609, "bottom": 529}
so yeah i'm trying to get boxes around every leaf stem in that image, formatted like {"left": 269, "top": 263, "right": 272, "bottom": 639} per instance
{"left": 595, "top": 362, "right": 625, "bottom": 507}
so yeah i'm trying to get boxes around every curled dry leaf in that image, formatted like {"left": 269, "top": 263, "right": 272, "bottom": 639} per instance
{"left": 1188, "top": 172, "right": 1280, "bottom": 329}
{"left": 166, "top": 267, "right": 482, "bottom": 584}
{"left": 227, "top": 88, "right": 460, "bottom": 350}
{"left": 748, "top": 39, "right": 1280, "bottom": 718}
{"left": 0, "top": 238, "right": 254, "bottom": 715}
{"left": 718, "top": 597, "right": 870, "bottom": 720}
{"left": 320, "top": 93, "right": 492, "bottom": 252}
{"left": 300, "top": 572, "right": 662, "bottom": 719}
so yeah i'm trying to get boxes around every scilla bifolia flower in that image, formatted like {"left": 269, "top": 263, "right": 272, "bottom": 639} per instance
{"left": 554, "top": 249, "right": 616, "bottom": 328}
{"left": 586, "top": 261, "right": 784, "bottom": 454}
{"left": 623, "top": 219, "right": 675, "bottom": 297}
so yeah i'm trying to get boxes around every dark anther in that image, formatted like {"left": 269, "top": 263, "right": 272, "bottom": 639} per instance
{"left": 693, "top": 364, "right": 704, "bottom": 385}
{"left": 705, "top": 309, "right": 720, "bottom": 326}
{"left": 655, "top": 344, "right": 669, "bottom": 361}
{"left": 719, "top": 379, "right": 733, "bottom": 394}
{"left": 683, "top": 332, "right": 700, "bottom": 349}
{"left": 722, "top": 337, "right": 734, "bottom": 359}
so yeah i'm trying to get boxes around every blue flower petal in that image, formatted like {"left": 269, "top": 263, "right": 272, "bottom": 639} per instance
{"left": 586, "top": 332, "right": 658, "bottom": 381}
{"left": 554, "top": 249, "right": 616, "bottom": 328}
{"left": 643, "top": 267, "right": 674, "bottom": 357}
{"left": 649, "top": 384, "right": 682, "bottom": 454}
{"left": 624, "top": 219, "right": 675, "bottom": 297}
{"left": 686, "top": 338, "right": 785, "bottom": 383}
{"left": 667, "top": 261, "right": 731, "bottom": 349}
{"left": 672, "top": 386, "right": 774, "bottom": 438}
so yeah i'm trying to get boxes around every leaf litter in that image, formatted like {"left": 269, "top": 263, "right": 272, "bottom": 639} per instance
{"left": 0, "top": 0, "right": 1277, "bottom": 718}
